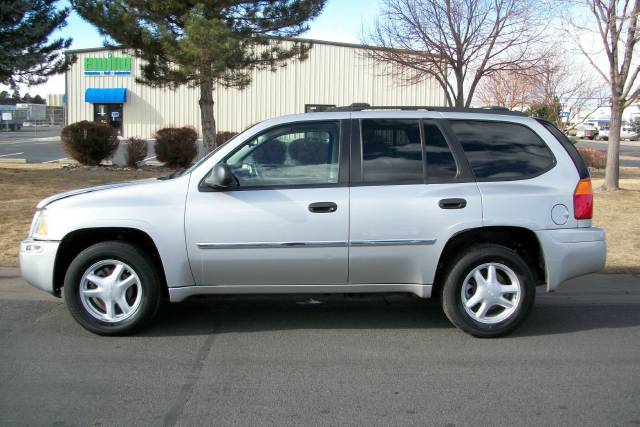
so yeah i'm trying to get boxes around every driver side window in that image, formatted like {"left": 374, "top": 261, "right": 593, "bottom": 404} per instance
{"left": 225, "top": 121, "right": 340, "bottom": 187}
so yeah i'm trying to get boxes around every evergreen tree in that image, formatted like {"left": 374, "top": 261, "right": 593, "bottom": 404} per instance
{"left": 0, "top": 0, "right": 72, "bottom": 88}
{"left": 32, "top": 94, "right": 46, "bottom": 104}
{"left": 11, "top": 90, "right": 21, "bottom": 105}
{"left": 72, "top": 0, "right": 327, "bottom": 153}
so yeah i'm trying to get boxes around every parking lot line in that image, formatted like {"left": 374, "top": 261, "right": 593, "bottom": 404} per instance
{"left": 0, "top": 152, "right": 24, "bottom": 157}
{"left": 43, "top": 157, "right": 68, "bottom": 163}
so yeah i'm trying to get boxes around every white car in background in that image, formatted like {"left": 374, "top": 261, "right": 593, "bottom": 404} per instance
{"left": 598, "top": 125, "right": 637, "bottom": 141}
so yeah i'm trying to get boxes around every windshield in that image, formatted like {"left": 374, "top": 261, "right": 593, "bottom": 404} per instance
{"left": 160, "top": 122, "right": 261, "bottom": 179}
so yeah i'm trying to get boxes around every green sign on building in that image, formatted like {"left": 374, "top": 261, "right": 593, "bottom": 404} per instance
{"left": 84, "top": 56, "right": 132, "bottom": 76}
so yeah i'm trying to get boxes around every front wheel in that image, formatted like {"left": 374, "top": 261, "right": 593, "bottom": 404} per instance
{"left": 63, "top": 241, "right": 162, "bottom": 335}
{"left": 441, "top": 244, "right": 536, "bottom": 338}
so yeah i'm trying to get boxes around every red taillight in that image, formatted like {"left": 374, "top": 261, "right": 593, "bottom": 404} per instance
{"left": 574, "top": 178, "right": 593, "bottom": 220}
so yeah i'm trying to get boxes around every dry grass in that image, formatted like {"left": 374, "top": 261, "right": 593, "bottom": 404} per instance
{"left": 591, "top": 177, "right": 640, "bottom": 274}
{"left": 0, "top": 164, "right": 638, "bottom": 274}
{"left": 0, "top": 164, "right": 164, "bottom": 267}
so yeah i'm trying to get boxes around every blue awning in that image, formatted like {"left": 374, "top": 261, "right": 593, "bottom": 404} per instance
{"left": 85, "top": 88, "right": 127, "bottom": 103}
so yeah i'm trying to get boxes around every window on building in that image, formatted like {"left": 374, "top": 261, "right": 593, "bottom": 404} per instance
{"left": 305, "top": 104, "right": 336, "bottom": 113}
{"left": 361, "top": 119, "right": 423, "bottom": 184}
{"left": 423, "top": 122, "right": 458, "bottom": 182}
{"left": 450, "top": 120, "right": 556, "bottom": 180}
{"left": 225, "top": 121, "right": 340, "bottom": 187}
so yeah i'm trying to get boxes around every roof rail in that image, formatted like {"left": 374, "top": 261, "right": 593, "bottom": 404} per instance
{"left": 327, "top": 103, "right": 528, "bottom": 116}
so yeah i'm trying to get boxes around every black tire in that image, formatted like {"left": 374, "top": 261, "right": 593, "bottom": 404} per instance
{"left": 63, "top": 241, "right": 162, "bottom": 335}
{"left": 441, "top": 244, "right": 536, "bottom": 338}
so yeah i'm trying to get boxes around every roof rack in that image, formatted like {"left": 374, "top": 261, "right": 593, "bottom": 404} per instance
{"left": 327, "top": 103, "right": 527, "bottom": 116}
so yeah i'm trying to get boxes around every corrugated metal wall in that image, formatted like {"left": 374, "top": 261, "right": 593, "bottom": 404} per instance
{"left": 66, "top": 41, "right": 445, "bottom": 138}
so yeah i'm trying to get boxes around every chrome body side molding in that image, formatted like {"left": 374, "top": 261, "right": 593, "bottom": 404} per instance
{"left": 196, "top": 241, "right": 347, "bottom": 249}
{"left": 169, "top": 283, "right": 433, "bottom": 302}
{"left": 196, "top": 238, "right": 436, "bottom": 250}
{"left": 349, "top": 239, "right": 437, "bottom": 247}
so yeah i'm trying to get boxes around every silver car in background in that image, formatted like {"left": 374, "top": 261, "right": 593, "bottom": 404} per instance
{"left": 20, "top": 105, "right": 606, "bottom": 337}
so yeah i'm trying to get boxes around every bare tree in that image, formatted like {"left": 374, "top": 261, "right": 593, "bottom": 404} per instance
{"left": 477, "top": 52, "right": 607, "bottom": 131}
{"left": 477, "top": 69, "right": 536, "bottom": 110}
{"left": 363, "top": 0, "right": 549, "bottom": 107}
{"left": 532, "top": 53, "right": 607, "bottom": 132}
{"left": 569, "top": 0, "right": 640, "bottom": 191}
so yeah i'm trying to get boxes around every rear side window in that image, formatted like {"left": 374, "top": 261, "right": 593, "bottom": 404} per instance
{"left": 450, "top": 120, "right": 556, "bottom": 180}
{"left": 361, "top": 119, "right": 423, "bottom": 184}
{"left": 537, "top": 119, "right": 589, "bottom": 179}
{"left": 423, "top": 122, "right": 458, "bottom": 182}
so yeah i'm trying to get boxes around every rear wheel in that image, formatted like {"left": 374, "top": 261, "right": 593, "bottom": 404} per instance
{"left": 63, "top": 241, "right": 162, "bottom": 335}
{"left": 441, "top": 244, "right": 536, "bottom": 338}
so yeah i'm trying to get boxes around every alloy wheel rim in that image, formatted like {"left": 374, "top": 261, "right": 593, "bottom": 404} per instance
{"left": 461, "top": 262, "right": 522, "bottom": 324}
{"left": 79, "top": 259, "right": 142, "bottom": 323}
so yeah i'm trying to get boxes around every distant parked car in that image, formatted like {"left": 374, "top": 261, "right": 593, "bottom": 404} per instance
{"left": 576, "top": 125, "right": 599, "bottom": 140}
{"left": 621, "top": 126, "right": 638, "bottom": 140}
{"left": 598, "top": 127, "right": 609, "bottom": 141}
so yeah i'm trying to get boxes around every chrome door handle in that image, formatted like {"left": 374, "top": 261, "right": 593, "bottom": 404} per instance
{"left": 308, "top": 202, "right": 338, "bottom": 213}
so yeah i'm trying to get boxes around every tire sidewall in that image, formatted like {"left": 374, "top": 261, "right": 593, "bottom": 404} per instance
{"left": 442, "top": 245, "right": 536, "bottom": 337}
{"left": 63, "top": 242, "right": 161, "bottom": 335}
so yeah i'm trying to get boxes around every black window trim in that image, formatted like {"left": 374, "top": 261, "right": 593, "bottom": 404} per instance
{"left": 198, "top": 119, "right": 349, "bottom": 192}
{"left": 446, "top": 119, "right": 558, "bottom": 183}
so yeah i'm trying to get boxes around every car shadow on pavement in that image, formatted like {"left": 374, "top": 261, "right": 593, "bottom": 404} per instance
{"left": 142, "top": 295, "right": 454, "bottom": 337}
{"left": 140, "top": 293, "right": 640, "bottom": 338}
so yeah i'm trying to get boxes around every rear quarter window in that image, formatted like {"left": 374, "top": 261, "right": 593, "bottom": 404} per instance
{"left": 450, "top": 120, "right": 556, "bottom": 181}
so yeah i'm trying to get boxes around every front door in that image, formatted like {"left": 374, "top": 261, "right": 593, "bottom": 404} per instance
{"left": 94, "top": 103, "right": 123, "bottom": 135}
{"left": 185, "top": 120, "right": 350, "bottom": 286}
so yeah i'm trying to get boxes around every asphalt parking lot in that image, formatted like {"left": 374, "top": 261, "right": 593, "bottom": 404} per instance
{"left": 1, "top": 270, "right": 639, "bottom": 426}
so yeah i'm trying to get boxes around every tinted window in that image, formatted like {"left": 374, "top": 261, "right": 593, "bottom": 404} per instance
{"left": 225, "top": 122, "right": 340, "bottom": 187}
{"left": 450, "top": 120, "right": 555, "bottom": 180}
{"left": 537, "top": 119, "right": 589, "bottom": 179}
{"left": 361, "top": 119, "right": 423, "bottom": 184}
{"left": 424, "top": 122, "right": 457, "bottom": 182}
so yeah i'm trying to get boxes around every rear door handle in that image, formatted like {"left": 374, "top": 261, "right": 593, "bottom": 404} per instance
{"left": 439, "top": 198, "right": 467, "bottom": 209}
{"left": 308, "top": 202, "right": 338, "bottom": 213}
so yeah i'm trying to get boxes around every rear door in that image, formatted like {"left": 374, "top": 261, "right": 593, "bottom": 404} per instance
{"left": 348, "top": 116, "right": 483, "bottom": 286}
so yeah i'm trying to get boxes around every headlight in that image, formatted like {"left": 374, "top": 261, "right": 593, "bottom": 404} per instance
{"left": 30, "top": 209, "right": 49, "bottom": 239}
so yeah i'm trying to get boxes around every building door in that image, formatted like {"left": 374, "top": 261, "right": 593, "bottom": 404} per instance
{"left": 93, "top": 103, "right": 123, "bottom": 135}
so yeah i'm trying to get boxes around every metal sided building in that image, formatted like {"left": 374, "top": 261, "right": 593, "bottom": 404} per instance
{"left": 65, "top": 38, "right": 445, "bottom": 138}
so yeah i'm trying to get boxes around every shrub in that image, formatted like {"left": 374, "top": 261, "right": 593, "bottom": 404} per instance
{"left": 216, "top": 131, "right": 238, "bottom": 146}
{"left": 61, "top": 121, "right": 119, "bottom": 166}
{"left": 577, "top": 147, "right": 607, "bottom": 169}
{"left": 154, "top": 126, "right": 198, "bottom": 169}
{"left": 125, "top": 137, "right": 148, "bottom": 168}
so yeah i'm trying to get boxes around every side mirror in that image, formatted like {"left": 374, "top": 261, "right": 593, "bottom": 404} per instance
{"left": 204, "top": 163, "right": 237, "bottom": 189}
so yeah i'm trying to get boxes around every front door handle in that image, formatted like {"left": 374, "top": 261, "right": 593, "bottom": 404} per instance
{"left": 308, "top": 202, "right": 338, "bottom": 213}
{"left": 439, "top": 198, "right": 467, "bottom": 209}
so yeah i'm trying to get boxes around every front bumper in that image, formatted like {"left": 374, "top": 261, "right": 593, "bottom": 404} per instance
{"left": 535, "top": 227, "right": 606, "bottom": 291}
{"left": 19, "top": 239, "right": 60, "bottom": 296}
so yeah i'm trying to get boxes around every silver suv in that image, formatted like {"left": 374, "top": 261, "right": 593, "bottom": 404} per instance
{"left": 20, "top": 106, "right": 606, "bottom": 337}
